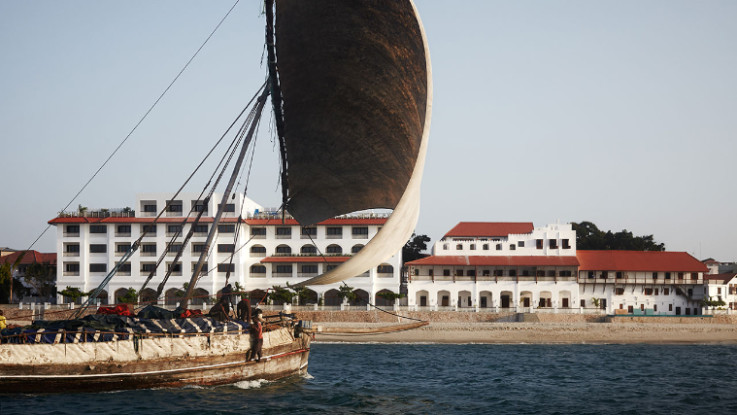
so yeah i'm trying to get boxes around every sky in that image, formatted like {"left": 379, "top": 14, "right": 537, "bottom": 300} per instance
{"left": 1, "top": 0, "right": 735, "bottom": 262}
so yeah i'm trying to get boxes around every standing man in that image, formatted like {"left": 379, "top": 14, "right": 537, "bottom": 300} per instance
{"left": 250, "top": 311, "right": 264, "bottom": 362}
{"left": 236, "top": 295, "right": 252, "bottom": 322}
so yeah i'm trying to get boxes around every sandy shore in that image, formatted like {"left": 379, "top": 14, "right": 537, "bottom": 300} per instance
{"left": 312, "top": 322, "right": 737, "bottom": 344}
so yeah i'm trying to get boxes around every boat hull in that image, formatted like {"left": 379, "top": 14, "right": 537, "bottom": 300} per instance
{"left": 0, "top": 326, "right": 310, "bottom": 393}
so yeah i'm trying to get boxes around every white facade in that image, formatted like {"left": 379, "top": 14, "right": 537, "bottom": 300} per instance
{"left": 53, "top": 193, "right": 401, "bottom": 307}
{"left": 408, "top": 222, "right": 709, "bottom": 316}
{"left": 409, "top": 223, "right": 580, "bottom": 311}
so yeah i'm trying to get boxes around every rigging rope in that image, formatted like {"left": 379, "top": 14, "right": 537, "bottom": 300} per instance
{"left": 24, "top": 0, "right": 243, "bottom": 254}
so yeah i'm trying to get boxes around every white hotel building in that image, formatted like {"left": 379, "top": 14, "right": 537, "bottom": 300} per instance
{"left": 50, "top": 193, "right": 401, "bottom": 307}
{"left": 406, "top": 222, "right": 708, "bottom": 316}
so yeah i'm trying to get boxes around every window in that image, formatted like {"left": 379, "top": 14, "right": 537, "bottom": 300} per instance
{"left": 275, "top": 245, "right": 292, "bottom": 255}
{"left": 65, "top": 244, "right": 80, "bottom": 253}
{"left": 691, "top": 273, "right": 698, "bottom": 280}
{"left": 616, "top": 272, "right": 623, "bottom": 279}
{"left": 665, "top": 272, "right": 672, "bottom": 279}
{"left": 562, "top": 239, "right": 571, "bottom": 249}
{"left": 143, "top": 204, "right": 157, "bottom": 212}
{"left": 218, "top": 263, "right": 235, "bottom": 273}
{"left": 191, "top": 262, "right": 208, "bottom": 272}
{"left": 615, "top": 288, "right": 625, "bottom": 295}
{"left": 483, "top": 244, "right": 489, "bottom": 250}
{"left": 588, "top": 271, "right": 595, "bottom": 279}
{"left": 467, "top": 270, "right": 476, "bottom": 277}
{"left": 549, "top": 239, "right": 558, "bottom": 249}
{"left": 142, "top": 244, "right": 157, "bottom": 254}
{"left": 192, "top": 201, "right": 208, "bottom": 213}
{"left": 326, "top": 227, "right": 343, "bottom": 238}
{"left": 301, "top": 227, "right": 317, "bottom": 237}
{"left": 496, "top": 244, "right": 502, "bottom": 251}
{"left": 116, "top": 243, "right": 131, "bottom": 253}
{"left": 167, "top": 263, "right": 182, "bottom": 272}
{"left": 224, "top": 203, "right": 235, "bottom": 212}
{"left": 455, "top": 269, "right": 463, "bottom": 277}
{"left": 443, "top": 269, "right": 450, "bottom": 277}
{"left": 580, "top": 299, "right": 586, "bottom": 307}
{"left": 192, "top": 224, "right": 208, "bottom": 233}
{"left": 218, "top": 244, "right": 235, "bottom": 253}
{"left": 470, "top": 244, "right": 476, "bottom": 250}
{"left": 65, "top": 263, "right": 79, "bottom": 273}
{"left": 456, "top": 244, "right": 463, "bottom": 250}
{"left": 644, "top": 288, "right": 653, "bottom": 295}
{"left": 142, "top": 224, "right": 157, "bottom": 234}
{"left": 301, "top": 245, "right": 317, "bottom": 255}
{"left": 652, "top": 272, "right": 658, "bottom": 279}
{"left": 250, "top": 265, "right": 266, "bottom": 273}
{"left": 654, "top": 288, "right": 659, "bottom": 295}
{"left": 301, "top": 265, "right": 318, "bottom": 274}
{"left": 192, "top": 244, "right": 206, "bottom": 253}
{"left": 351, "top": 245, "right": 364, "bottom": 254}
{"left": 250, "top": 246, "right": 266, "bottom": 254}
{"left": 90, "top": 263, "right": 107, "bottom": 273}
{"left": 167, "top": 202, "right": 183, "bottom": 212}
{"left": 276, "top": 227, "right": 292, "bottom": 238}
{"left": 275, "top": 265, "right": 292, "bottom": 274}
{"left": 669, "top": 304, "right": 673, "bottom": 311}
{"left": 326, "top": 265, "right": 338, "bottom": 272}
{"left": 65, "top": 225, "right": 80, "bottom": 234}
{"left": 116, "top": 225, "right": 131, "bottom": 235}
{"left": 119, "top": 263, "right": 131, "bottom": 273}
{"left": 219, "top": 224, "right": 236, "bottom": 233}
{"left": 509, "top": 270, "right": 517, "bottom": 277}
{"left": 377, "top": 265, "right": 394, "bottom": 274}
{"left": 352, "top": 227, "right": 369, "bottom": 238}
{"left": 167, "top": 224, "right": 183, "bottom": 234}
{"left": 141, "top": 263, "right": 156, "bottom": 273}
{"left": 326, "top": 245, "right": 342, "bottom": 254}
{"left": 90, "top": 225, "right": 107, "bottom": 234}
{"left": 482, "top": 270, "right": 490, "bottom": 276}
{"left": 547, "top": 270, "right": 555, "bottom": 277}
{"left": 509, "top": 244, "right": 516, "bottom": 251}
{"left": 536, "top": 239, "right": 543, "bottom": 249}
{"left": 518, "top": 241, "right": 525, "bottom": 248}
{"left": 493, "top": 270, "right": 503, "bottom": 277}
{"left": 560, "top": 270, "right": 572, "bottom": 277}
{"left": 664, "top": 288, "right": 670, "bottom": 295}
{"left": 168, "top": 244, "right": 182, "bottom": 253}
{"left": 443, "top": 244, "right": 449, "bottom": 250}
{"left": 90, "top": 244, "right": 107, "bottom": 253}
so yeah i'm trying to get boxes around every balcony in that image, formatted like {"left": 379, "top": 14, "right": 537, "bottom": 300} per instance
{"left": 272, "top": 272, "right": 293, "bottom": 278}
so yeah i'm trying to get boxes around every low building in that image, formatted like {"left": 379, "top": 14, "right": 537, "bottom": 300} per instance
{"left": 0, "top": 250, "right": 57, "bottom": 302}
{"left": 705, "top": 273, "right": 737, "bottom": 311}
{"left": 49, "top": 193, "right": 401, "bottom": 307}
{"left": 407, "top": 221, "right": 709, "bottom": 315}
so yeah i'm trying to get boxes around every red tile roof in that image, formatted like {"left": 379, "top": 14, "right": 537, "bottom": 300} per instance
{"left": 260, "top": 256, "right": 350, "bottom": 263}
{"left": 444, "top": 222, "right": 534, "bottom": 238}
{"left": 48, "top": 217, "right": 386, "bottom": 226}
{"left": 705, "top": 273, "right": 737, "bottom": 284}
{"left": 406, "top": 255, "right": 579, "bottom": 267}
{"left": 0, "top": 250, "right": 56, "bottom": 266}
{"left": 576, "top": 250, "right": 707, "bottom": 272}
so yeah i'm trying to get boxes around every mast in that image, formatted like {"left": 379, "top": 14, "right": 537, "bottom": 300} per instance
{"left": 180, "top": 89, "right": 269, "bottom": 310}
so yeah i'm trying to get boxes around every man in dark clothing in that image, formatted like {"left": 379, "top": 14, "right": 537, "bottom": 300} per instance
{"left": 236, "top": 296, "right": 252, "bottom": 322}
{"left": 250, "top": 312, "right": 264, "bottom": 362}
{"left": 221, "top": 283, "right": 234, "bottom": 313}
{"left": 208, "top": 298, "right": 230, "bottom": 322}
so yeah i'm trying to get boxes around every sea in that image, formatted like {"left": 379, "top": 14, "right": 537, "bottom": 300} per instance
{"left": 3, "top": 343, "right": 737, "bottom": 415}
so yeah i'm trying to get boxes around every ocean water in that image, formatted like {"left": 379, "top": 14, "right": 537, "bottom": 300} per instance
{"left": 3, "top": 343, "right": 737, "bottom": 414}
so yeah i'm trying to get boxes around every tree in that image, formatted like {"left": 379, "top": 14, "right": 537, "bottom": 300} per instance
{"left": 402, "top": 233, "right": 431, "bottom": 265}
{"left": 338, "top": 284, "right": 356, "bottom": 303}
{"left": 118, "top": 287, "right": 138, "bottom": 304}
{"left": 0, "top": 252, "right": 24, "bottom": 303}
{"left": 22, "top": 261, "right": 56, "bottom": 298}
{"left": 60, "top": 286, "right": 88, "bottom": 304}
{"left": 268, "top": 285, "right": 294, "bottom": 305}
{"left": 572, "top": 221, "right": 665, "bottom": 251}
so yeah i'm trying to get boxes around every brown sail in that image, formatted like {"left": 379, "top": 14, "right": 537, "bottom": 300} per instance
{"left": 272, "top": 0, "right": 430, "bottom": 225}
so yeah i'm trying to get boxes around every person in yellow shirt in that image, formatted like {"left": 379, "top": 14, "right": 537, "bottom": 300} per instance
{"left": 0, "top": 309, "right": 7, "bottom": 330}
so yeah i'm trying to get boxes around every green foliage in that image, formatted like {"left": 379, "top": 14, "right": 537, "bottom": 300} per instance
{"left": 117, "top": 287, "right": 138, "bottom": 304}
{"left": 338, "top": 284, "right": 356, "bottom": 302}
{"left": 572, "top": 221, "right": 665, "bottom": 251}
{"left": 591, "top": 297, "right": 601, "bottom": 308}
{"left": 402, "top": 233, "right": 431, "bottom": 265}
{"left": 701, "top": 297, "right": 727, "bottom": 308}
{"left": 268, "top": 285, "right": 294, "bottom": 305}
{"left": 60, "top": 286, "right": 89, "bottom": 303}
{"left": 22, "top": 262, "right": 55, "bottom": 297}
{"left": 376, "top": 290, "right": 403, "bottom": 301}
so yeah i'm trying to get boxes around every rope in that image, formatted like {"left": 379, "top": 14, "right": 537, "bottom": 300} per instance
{"left": 23, "top": 0, "right": 242, "bottom": 254}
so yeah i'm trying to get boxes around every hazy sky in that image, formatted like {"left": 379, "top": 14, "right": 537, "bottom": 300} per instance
{"left": 1, "top": 1, "right": 735, "bottom": 261}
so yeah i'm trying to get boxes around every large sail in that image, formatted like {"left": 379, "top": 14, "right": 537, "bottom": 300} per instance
{"left": 268, "top": 0, "right": 432, "bottom": 285}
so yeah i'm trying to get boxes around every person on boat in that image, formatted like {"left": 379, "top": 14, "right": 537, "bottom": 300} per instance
{"left": 0, "top": 310, "right": 6, "bottom": 330}
{"left": 221, "top": 283, "right": 234, "bottom": 313}
{"left": 236, "top": 295, "right": 252, "bottom": 322}
{"left": 208, "top": 297, "right": 230, "bottom": 322}
{"left": 250, "top": 310, "right": 264, "bottom": 362}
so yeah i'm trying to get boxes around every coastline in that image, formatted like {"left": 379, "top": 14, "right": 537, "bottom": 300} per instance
{"left": 313, "top": 321, "right": 737, "bottom": 344}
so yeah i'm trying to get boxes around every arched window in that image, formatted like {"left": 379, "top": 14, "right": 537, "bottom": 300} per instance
{"left": 326, "top": 244, "right": 342, "bottom": 254}
{"left": 250, "top": 245, "right": 266, "bottom": 253}
{"left": 250, "top": 265, "right": 266, "bottom": 273}
{"left": 351, "top": 244, "right": 364, "bottom": 254}
{"left": 276, "top": 244, "right": 292, "bottom": 255}
{"left": 301, "top": 245, "right": 317, "bottom": 255}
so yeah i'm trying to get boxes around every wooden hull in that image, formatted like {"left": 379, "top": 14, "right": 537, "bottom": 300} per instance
{"left": 0, "top": 326, "right": 310, "bottom": 394}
